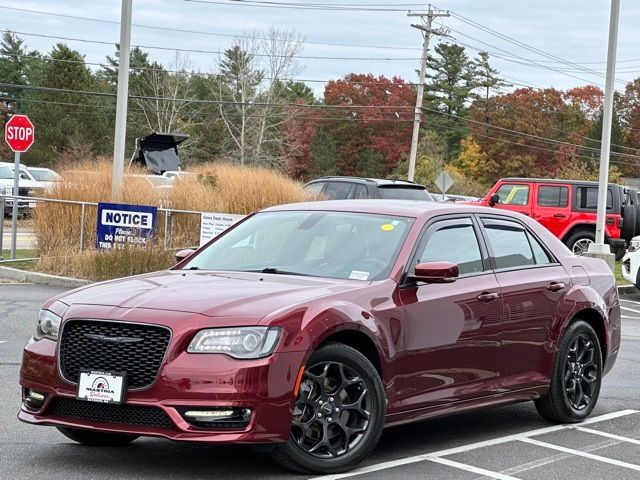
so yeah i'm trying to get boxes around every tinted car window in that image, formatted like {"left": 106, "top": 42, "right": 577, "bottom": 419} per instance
{"left": 324, "top": 182, "right": 351, "bottom": 200}
{"left": 302, "top": 182, "right": 324, "bottom": 198}
{"left": 417, "top": 222, "right": 484, "bottom": 275}
{"left": 496, "top": 184, "right": 529, "bottom": 206}
{"left": 576, "top": 186, "right": 613, "bottom": 210}
{"left": 538, "top": 186, "right": 568, "bottom": 207}
{"left": 378, "top": 187, "right": 432, "bottom": 201}
{"left": 527, "top": 231, "right": 553, "bottom": 265}
{"left": 483, "top": 221, "right": 535, "bottom": 269}
{"left": 353, "top": 184, "right": 368, "bottom": 199}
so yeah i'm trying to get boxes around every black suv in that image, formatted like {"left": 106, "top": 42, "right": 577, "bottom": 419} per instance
{"left": 303, "top": 176, "right": 434, "bottom": 201}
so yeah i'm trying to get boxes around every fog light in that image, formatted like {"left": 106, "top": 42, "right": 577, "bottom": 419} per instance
{"left": 180, "top": 407, "right": 252, "bottom": 429}
{"left": 24, "top": 389, "right": 46, "bottom": 408}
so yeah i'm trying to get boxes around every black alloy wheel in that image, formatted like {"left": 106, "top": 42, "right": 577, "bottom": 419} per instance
{"left": 564, "top": 334, "right": 599, "bottom": 410}
{"left": 535, "top": 320, "right": 603, "bottom": 423}
{"left": 291, "top": 361, "right": 370, "bottom": 458}
{"left": 272, "top": 343, "right": 385, "bottom": 474}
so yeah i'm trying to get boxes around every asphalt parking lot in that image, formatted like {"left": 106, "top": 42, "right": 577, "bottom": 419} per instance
{"left": 1, "top": 282, "right": 639, "bottom": 480}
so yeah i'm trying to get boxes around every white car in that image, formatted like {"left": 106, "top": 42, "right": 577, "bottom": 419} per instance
{"left": 0, "top": 162, "right": 43, "bottom": 215}
{"left": 26, "top": 167, "right": 61, "bottom": 190}
{"left": 622, "top": 237, "right": 640, "bottom": 287}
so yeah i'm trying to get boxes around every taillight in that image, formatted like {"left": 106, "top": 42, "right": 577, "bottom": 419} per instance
{"left": 628, "top": 240, "right": 640, "bottom": 252}
{"left": 618, "top": 217, "right": 624, "bottom": 228}
{"left": 606, "top": 217, "right": 615, "bottom": 226}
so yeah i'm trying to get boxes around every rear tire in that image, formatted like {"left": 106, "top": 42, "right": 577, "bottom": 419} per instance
{"left": 534, "top": 320, "right": 602, "bottom": 423}
{"left": 271, "top": 343, "right": 385, "bottom": 474}
{"left": 564, "top": 230, "right": 595, "bottom": 256}
{"left": 56, "top": 426, "right": 139, "bottom": 446}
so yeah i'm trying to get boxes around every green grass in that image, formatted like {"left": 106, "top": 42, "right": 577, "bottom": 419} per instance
{"left": 615, "top": 261, "right": 632, "bottom": 287}
{"left": 0, "top": 248, "right": 36, "bottom": 270}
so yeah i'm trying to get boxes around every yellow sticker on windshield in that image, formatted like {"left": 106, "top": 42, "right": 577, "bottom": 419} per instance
{"left": 381, "top": 223, "right": 395, "bottom": 231}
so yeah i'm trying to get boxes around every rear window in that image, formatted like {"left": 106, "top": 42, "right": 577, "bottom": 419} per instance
{"left": 378, "top": 187, "right": 432, "bottom": 201}
{"left": 323, "top": 182, "right": 352, "bottom": 200}
{"left": 575, "top": 187, "right": 613, "bottom": 210}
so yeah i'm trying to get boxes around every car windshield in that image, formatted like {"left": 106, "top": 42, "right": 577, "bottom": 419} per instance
{"left": 29, "top": 169, "right": 60, "bottom": 181}
{"left": 183, "top": 211, "right": 414, "bottom": 281}
{"left": 378, "top": 187, "right": 433, "bottom": 201}
{"left": 145, "top": 176, "right": 173, "bottom": 187}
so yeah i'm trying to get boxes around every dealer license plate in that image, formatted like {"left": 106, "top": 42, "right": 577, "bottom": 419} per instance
{"left": 76, "top": 370, "right": 127, "bottom": 404}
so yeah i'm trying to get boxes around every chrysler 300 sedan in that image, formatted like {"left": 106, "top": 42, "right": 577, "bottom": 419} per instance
{"left": 18, "top": 200, "right": 620, "bottom": 474}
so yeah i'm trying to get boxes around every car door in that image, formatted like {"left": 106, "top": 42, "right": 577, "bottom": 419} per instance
{"left": 479, "top": 216, "right": 571, "bottom": 389}
{"left": 532, "top": 183, "right": 571, "bottom": 237}
{"left": 493, "top": 182, "right": 533, "bottom": 217}
{"left": 396, "top": 216, "right": 503, "bottom": 410}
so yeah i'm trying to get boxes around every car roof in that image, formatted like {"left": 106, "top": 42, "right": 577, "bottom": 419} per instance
{"left": 262, "top": 199, "right": 517, "bottom": 219}
{"left": 307, "top": 176, "right": 424, "bottom": 187}
{"left": 500, "top": 177, "right": 621, "bottom": 187}
{"left": 0, "top": 162, "right": 29, "bottom": 169}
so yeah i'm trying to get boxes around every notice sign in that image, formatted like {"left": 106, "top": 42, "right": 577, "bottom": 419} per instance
{"left": 96, "top": 202, "right": 158, "bottom": 250}
{"left": 200, "top": 212, "right": 244, "bottom": 246}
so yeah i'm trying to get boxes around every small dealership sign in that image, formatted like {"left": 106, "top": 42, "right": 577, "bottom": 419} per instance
{"left": 96, "top": 202, "right": 158, "bottom": 250}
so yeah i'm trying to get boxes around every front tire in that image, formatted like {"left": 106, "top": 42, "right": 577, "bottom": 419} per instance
{"left": 56, "top": 426, "right": 139, "bottom": 446}
{"left": 535, "top": 320, "right": 603, "bottom": 423}
{"left": 272, "top": 343, "right": 385, "bottom": 474}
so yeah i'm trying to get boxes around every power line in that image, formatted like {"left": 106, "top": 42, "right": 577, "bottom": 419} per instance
{"left": 183, "top": 0, "right": 420, "bottom": 12}
{"left": 0, "top": 5, "right": 421, "bottom": 51}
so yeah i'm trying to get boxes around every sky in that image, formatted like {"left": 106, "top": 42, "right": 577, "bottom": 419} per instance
{"left": 2, "top": 0, "right": 640, "bottom": 96}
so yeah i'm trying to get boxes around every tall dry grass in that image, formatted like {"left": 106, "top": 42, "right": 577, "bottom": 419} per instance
{"left": 32, "top": 158, "right": 308, "bottom": 280}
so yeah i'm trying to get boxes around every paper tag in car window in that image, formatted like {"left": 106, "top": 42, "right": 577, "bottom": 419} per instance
{"left": 349, "top": 270, "right": 370, "bottom": 280}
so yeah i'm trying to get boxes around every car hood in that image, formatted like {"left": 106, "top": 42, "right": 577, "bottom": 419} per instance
{"left": 58, "top": 270, "right": 367, "bottom": 318}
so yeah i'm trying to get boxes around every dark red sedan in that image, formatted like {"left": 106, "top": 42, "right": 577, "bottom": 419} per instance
{"left": 18, "top": 200, "right": 621, "bottom": 474}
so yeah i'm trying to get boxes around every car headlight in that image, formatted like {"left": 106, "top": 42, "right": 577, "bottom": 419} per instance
{"left": 188, "top": 327, "right": 282, "bottom": 359}
{"left": 34, "top": 309, "right": 62, "bottom": 341}
{"left": 628, "top": 240, "right": 640, "bottom": 252}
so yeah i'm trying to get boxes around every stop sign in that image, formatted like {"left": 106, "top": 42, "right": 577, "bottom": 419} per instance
{"left": 4, "top": 114, "right": 34, "bottom": 153}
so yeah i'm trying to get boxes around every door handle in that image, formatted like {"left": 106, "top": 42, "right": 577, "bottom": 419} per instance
{"left": 554, "top": 213, "right": 567, "bottom": 218}
{"left": 546, "top": 282, "right": 565, "bottom": 292}
{"left": 477, "top": 292, "right": 500, "bottom": 302}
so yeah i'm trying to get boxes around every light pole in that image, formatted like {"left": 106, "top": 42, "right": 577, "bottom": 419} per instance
{"left": 586, "top": 0, "right": 620, "bottom": 272}
{"left": 110, "top": 0, "right": 133, "bottom": 202}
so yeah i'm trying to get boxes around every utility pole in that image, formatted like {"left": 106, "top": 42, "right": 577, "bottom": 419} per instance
{"left": 586, "top": 0, "right": 620, "bottom": 271}
{"left": 110, "top": 0, "right": 133, "bottom": 202}
{"left": 407, "top": 5, "right": 449, "bottom": 182}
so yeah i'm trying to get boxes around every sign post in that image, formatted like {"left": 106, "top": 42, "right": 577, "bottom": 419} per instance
{"left": 4, "top": 114, "right": 35, "bottom": 259}
{"left": 434, "top": 171, "right": 454, "bottom": 202}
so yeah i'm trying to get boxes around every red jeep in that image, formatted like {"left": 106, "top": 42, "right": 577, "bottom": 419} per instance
{"left": 480, "top": 178, "right": 636, "bottom": 258}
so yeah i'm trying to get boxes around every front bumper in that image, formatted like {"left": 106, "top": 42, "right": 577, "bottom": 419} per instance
{"left": 18, "top": 335, "right": 305, "bottom": 443}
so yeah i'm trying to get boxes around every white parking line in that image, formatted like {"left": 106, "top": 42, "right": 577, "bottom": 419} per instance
{"left": 621, "top": 299, "right": 640, "bottom": 306}
{"left": 426, "top": 457, "right": 520, "bottom": 480}
{"left": 574, "top": 426, "right": 640, "bottom": 446}
{"left": 519, "top": 437, "right": 640, "bottom": 472}
{"left": 309, "top": 410, "right": 639, "bottom": 480}
{"left": 0, "top": 341, "right": 6, "bottom": 344}
{"left": 621, "top": 306, "right": 640, "bottom": 314}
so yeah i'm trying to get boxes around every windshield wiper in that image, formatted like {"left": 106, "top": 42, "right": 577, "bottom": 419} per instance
{"left": 188, "top": 266, "right": 200, "bottom": 270}
{"left": 249, "top": 267, "right": 309, "bottom": 276}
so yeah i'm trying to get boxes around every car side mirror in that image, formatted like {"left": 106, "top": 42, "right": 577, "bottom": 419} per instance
{"left": 411, "top": 262, "right": 459, "bottom": 283}
{"left": 175, "top": 248, "right": 196, "bottom": 264}
{"left": 488, "top": 193, "right": 500, "bottom": 207}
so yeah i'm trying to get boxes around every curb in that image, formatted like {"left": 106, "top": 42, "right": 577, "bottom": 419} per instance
{"left": 618, "top": 284, "right": 637, "bottom": 295}
{"left": 0, "top": 266, "right": 89, "bottom": 288}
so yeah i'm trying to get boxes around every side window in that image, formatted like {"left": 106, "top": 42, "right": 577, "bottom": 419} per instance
{"left": 303, "top": 182, "right": 324, "bottom": 198}
{"left": 538, "top": 185, "right": 568, "bottom": 207}
{"left": 483, "top": 220, "right": 535, "bottom": 269}
{"left": 353, "top": 184, "right": 369, "bottom": 199}
{"left": 323, "top": 182, "right": 351, "bottom": 200}
{"left": 527, "top": 231, "right": 553, "bottom": 265}
{"left": 576, "top": 186, "right": 612, "bottom": 210}
{"left": 417, "top": 221, "right": 484, "bottom": 275}
{"left": 496, "top": 184, "right": 529, "bottom": 206}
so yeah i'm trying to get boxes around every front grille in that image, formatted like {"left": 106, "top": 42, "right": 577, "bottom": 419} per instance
{"left": 59, "top": 320, "right": 171, "bottom": 389}
{"left": 49, "top": 398, "right": 175, "bottom": 429}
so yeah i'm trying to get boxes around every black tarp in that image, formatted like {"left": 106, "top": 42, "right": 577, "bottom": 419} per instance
{"left": 131, "top": 132, "right": 189, "bottom": 174}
